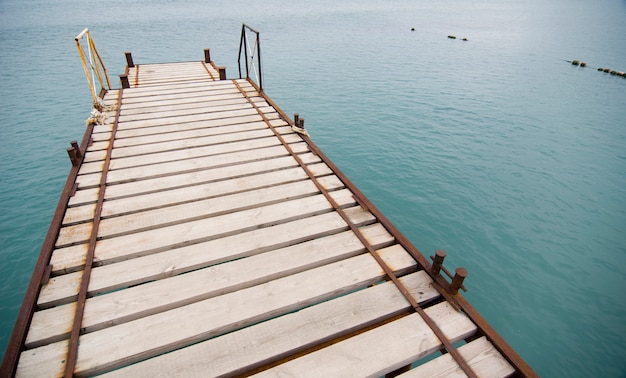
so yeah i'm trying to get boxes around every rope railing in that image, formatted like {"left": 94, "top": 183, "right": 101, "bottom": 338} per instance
{"left": 75, "top": 28, "right": 111, "bottom": 104}
{"left": 238, "top": 24, "right": 263, "bottom": 91}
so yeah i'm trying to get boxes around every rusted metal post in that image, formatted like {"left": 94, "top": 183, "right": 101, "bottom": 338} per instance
{"left": 67, "top": 146, "right": 79, "bottom": 167}
{"left": 120, "top": 74, "right": 130, "bottom": 89}
{"left": 218, "top": 66, "right": 227, "bottom": 80}
{"left": 293, "top": 113, "right": 299, "bottom": 126}
{"left": 125, "top": 52, "right": 134, "bottom": 68}
{"left": 449, "top": 267, "right": 467, "bottom": 295}
{"left": 204, "top": 48, "right": 211, "bottom": 63}
{"left": 431, "top": 250, "right": 446, "bottom": 275}
{"left": 70, "top": 140, "right": 82, "bottom": 159}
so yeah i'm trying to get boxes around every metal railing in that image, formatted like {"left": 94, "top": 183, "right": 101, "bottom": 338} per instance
{"left": 75, "top": 28, "right": 111, "bottom": 103}
{"left": 238, "top": 24, "right": 263, "bottom": 91}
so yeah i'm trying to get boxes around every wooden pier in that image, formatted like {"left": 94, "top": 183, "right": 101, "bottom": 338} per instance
{"left": 2, "top": 42, "right": 536, "bottom": 377}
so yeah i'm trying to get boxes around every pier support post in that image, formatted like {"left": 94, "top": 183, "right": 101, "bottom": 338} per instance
{"left": 125, "top": 52, "right": 134, "bottom": 68}
{"left": 217, "top": 66, "right": 227, "bottom": 80}
{"left": 293, "top": 113, "right": 299, "bottom": 126}
{"left": 204, "top": 48, "right": 211, "bottom": 63}
{"left": 120, "top": 74, "right": 130, "bottom": 89}
{"left": 70, "top": 140, "right": 82, "bottom": 159}
{"left": 449, "top": 267, "right": 467, "bottom": 295}
{"left": 67, "top": 142, "right": 81, "bottom": 167}
{"left": 431, "top": 250, "right": 446, "bottom": 275}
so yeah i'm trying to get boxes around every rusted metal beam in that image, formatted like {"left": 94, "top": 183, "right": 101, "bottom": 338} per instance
{"left": 124, "top": 51, "right": 134, "bottom": 68}
{"left": 238, "top": 78, "right": 479, "bottom": 378}
{"left": 63, "top": 83, "right": 124, "bottom": 378}
{"left": 252, "top": 77, "right": 537, "bottom": 377}
{"left": 0, "top": 125, "right": 95, "bottom": 378}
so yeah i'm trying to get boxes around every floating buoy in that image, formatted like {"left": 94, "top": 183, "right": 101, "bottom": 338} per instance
{"left": 603, "top": 68, "right": 610, "bottom": 73}
{"left": 617, "top": 71, "right": 625, "bottom": 77}
{"left": 610, "top": 70, "right": 617, "bottom": 75}
{"left": 572, "top": 60, "right": 580, "bottom": 66}
{"left": 462, "top": 37, "right": 468, "bottom": 41}
{"left": 411, "top": 27, "right": 415, "bottom": 31}
{"left": 448, "top": 35, "right": 456, "bottom": 39}
{"left": 580, "top": 62, "right": 587, "bottom": 67}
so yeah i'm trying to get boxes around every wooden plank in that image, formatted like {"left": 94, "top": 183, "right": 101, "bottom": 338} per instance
{"left": 15, "top": 339, "right": 68, "bottom": 378}
{"left": 100, "top": 271, "right": 440, "bottom": 378}
{"left": 76, "top": 143, "right": 303, "bottom": 189}
{"left": 117, "top": 101, "right": 264, "bottom": 123}
{"left": 112, "top": 120, "right": 272, "bottom": 148}
{"left": 44, "top": 210, "right": 367, "bottom": 306}
{"left": 123, "top": 82, "right": 256, "bottom": 98}
{"left": 120, "top": 86, "right": 241, "bottom": 102}
{"left": 113, "top": 116, "right": 285, "bottom": 140}
{"left": 117, "top": 97, "right": 257, "bottom": 117}
{"left": 118, "top": 91, "right": 260, "bottom": 111}
{"left": 64, "top": 166, "right": 319, "bottom": 225}
{"left": 252, "top": 301, "right": 477, "bottom": 377}
{"left": 29, "top": 225, "right": 395, "bottom": 347}
{"left": 83, "top": 113, "right": 284, "bottom": 154}
{"left": 115, "top": 106, "right": 276, "bottom": 130}
{"left": 120, "top": 82, "right": 246, "bottom": 100}
{"left": 399, "top": 336, "right": 516, "bottom": 378}
{"left": 60, "top": 179, "right": 326, "bottom": 244}
{"left": 21, "top": 245, "right": 417, "bottom": 376}
{"left": 109, "top": 127, "right": 277, "bottom": 160}
{"left": 101, "top": 154, "right": 305, "bottom": 199}
{"left": 52, "top": 190, "right": 341, "bottom": 276}
{"left": 57, "top": 188, "right": 355, "bottom": 259}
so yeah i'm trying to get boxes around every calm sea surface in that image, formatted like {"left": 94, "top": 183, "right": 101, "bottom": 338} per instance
{"left": 1, "top": 0, "right": 625, "bottom": 376}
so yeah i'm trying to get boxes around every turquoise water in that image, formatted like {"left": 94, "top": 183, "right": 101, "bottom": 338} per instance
{"left": 1, "top": 0, "right": 625, "bottom": 376}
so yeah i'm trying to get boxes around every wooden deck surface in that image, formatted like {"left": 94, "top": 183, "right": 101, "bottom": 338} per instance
{"left": 14, "top": 60, "right": 517, "bottom": 377}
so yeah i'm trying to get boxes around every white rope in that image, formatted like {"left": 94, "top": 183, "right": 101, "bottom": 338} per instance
{"left": 86, "top": 36, "right": 97, "bottom": 98}
{"left": 291, "top": 125, "right": 309, "bottom": 137}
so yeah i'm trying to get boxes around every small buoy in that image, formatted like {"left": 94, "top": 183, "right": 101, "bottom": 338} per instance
{"left": 598, "top": 67, "right": 604, "bottom": 71}
{"left": 580, "top": 62, "right": 587, "bottom": 67}
{"left": 411, "top": 27, "right": 415, "bottom": 31}
{"left": 617, "top": 71, "right": 625, "bottom": 77}
{"left": 448, "top": 35, "right": 456, "bottom": 39}
{"left": 610, "top": 70, "right": 617, "bottom": 75}
{"left": 572, "top": 60, "right": 580, "bottom": 66}
{"left": 603, "top": 68, "right": 610, "bottom": 73}
{"left": 462, "top": 37, "right": 468, "bottom": 41}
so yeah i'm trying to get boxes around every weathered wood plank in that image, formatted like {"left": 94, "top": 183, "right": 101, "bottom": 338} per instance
{"left": 45, "top": 210, "right": 364, "bottom": 307}
{"left": 60, "top": 179, "right": 326, "bottom": 244}
{"left": 57, "top": 187, "right": 355, "bottom": 260}
{"left": 100, "top": 271, "right": 440, "bottom": 378}
{"left": 21, "top": 245, "right": 417, "bottom": 376}
{"left": 117, "top": 97, "right": 262, "bottom": 117}
{"left": 110, "top": 127, "right": 277, "bottom": 160}
{"left": 112, "top": 116, "right": 285, "bottom": 140}
{"left": 117, "top": 101, "right": 269, "bottom": 123}
{"left": 399, "top": 336, "right": 516, "bottom": 378}
{"left": 112, "top": 120, "right": 273, "bottom": 148}
{"left": 76, "top": 143, "right": 306, "bottom": 188}
{"left": 252, "top": 301, "right": 477, "bottom": 377}
{"left": 115, "top": 106, "right": 276, "bottom": 130}
{"left": 64, "top": 166, "right": 321, "bottom": 225}
{"left": 120, "top": 82, "right": 252, "bottom": 102}
{"left": 47, "top": 210, "right": 377, "bottom": 306}
{"left": 29, "top": 225, "right": 395, "bottom": 347}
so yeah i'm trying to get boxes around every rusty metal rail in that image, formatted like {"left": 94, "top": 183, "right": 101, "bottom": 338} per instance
{"left": 251, "top": 77, "right": 538, "bottom": 377}
{"left": 238, "top": 23, "right": 263, "bottom": 92}
{"left": 75, "top": 28, "right": 111, "bottom": 103}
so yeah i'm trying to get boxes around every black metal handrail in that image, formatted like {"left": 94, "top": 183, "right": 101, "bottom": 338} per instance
{"left": 238, "top": 24, "right": 263, "bottom": 91}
